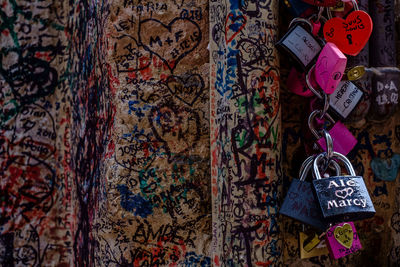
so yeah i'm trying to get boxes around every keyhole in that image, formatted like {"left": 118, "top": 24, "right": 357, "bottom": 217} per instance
{"left": 347, "top": 34, "right": 353, "bottom": 45}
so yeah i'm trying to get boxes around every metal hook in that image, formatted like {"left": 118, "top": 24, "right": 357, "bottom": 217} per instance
{"left": 320, "top": 92, "right": 330, "bottom": 119}
{"left": 306, "top": 65, "right": 323, "bottom": 99}
{"left": 323, "top": 130, "right": 334, "bottom": 160}
{"left": 308, "top": 110, "right": 336, "bottom": 140}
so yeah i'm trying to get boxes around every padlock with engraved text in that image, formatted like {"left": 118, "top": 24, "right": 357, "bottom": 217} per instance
{"left": 312, "top": 152, "right": 375, "bottom": 223}
{"left": 315, "top": 42, "right": 347, "bottom": 94}
{"left": 309, "top": 81, "right": 364, "bottom": 121}
{"left": 280, "top": 155, "right": 340, "bottom": 231}
{"left": 323, "top": 0, "right": 373, "bottom": 56}
{"left": 276, "top": 19, "right": 323, "bottom": 70}
{"left": 329, "top": 81, "right": 364, "bottom": 120}
{"left": 308, "top": 110, "right": 357, "bottom": 155}
{"left": 325, "top": 222, "right": 362, "bottom": 259}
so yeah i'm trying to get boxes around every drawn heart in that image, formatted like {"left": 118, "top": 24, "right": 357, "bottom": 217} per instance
{"left": 225, "top": 13, "right": 246, "bottom": 44}
{"left": 371, "top": 154, "right": 400, "bottom": 181}
{"left": 334, "top": 223, "right": 353, "bottom": 249}
{"left": 166, "top": 74, "right": 204, "bottom": 106}
{"left": 335, "top": 187, "right": 354, "bottom": 199}
{"left": 323, "top": 10, "right": 373, "bottom": 56}
{"left": 139, "top": 18, "right": 202, "bottom": 71}
{"left": 149, "top": 104, "right": 200, "bottom": 160}
{"left": 302, "top": 0, "right": 339, "bottom": 7}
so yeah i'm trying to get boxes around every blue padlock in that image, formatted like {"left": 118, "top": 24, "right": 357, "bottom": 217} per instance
{"left": 280, "top": 155, "right": 338, "bottom": 231}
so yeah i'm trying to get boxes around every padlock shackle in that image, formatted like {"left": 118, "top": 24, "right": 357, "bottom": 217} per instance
{"left": 327, "top": 0, "right": 359, "bottom": 20}
{"left": 288, "top": 17, "right": 313, "bottom": 32}
{"left": 306, "top": 65, "right": 323, "bottom": 100}
{"left": 313, "top": 151, "right": 356, "bottom": 180}
{"left": 300, "top": 153, "right": 341, "bottom": 181}
{"left": 299, "top": 155, "right": 315, "bottom": 181}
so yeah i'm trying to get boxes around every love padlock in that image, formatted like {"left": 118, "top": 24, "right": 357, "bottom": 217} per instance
{"left": 325, "top": 222, "right": 362, "bottom": 259}
{"left": 300, "top": 230, "right": 329, "bottom": 259}
{"left": 323, "top": 0, "right": 373, "bottom": 56}
{"left": 315, "top": 42, "right": 347, "bottom": 94}
{"left": 280, "top": 155, "right": 336, "bottom": 231}
{"left": 276, "top": 18, "right": 323, "bottom": 70}
{"left": 308, "top": 110, "right": 357, "bottom": 155}
{"left": 329, "top": 81, "right": 364, "bottom": 120}
{"left": 312, "top": 152, "right": 376, "bottom": 223}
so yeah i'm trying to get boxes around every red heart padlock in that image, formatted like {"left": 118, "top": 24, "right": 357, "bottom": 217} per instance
{"left": 302, "top": 0, "right": 339, "bottom": 7}
{"left": 323, "top": 10, "right": 373, "bottom": 56}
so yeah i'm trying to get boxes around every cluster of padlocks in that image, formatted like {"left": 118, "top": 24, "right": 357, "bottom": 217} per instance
{"left": 277, "top": 0, "right": 378, "bottom": 260}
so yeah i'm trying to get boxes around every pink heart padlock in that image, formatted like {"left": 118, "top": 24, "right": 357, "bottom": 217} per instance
{"left": 308, "top": 110, "right": 357, "bottom": 155}
{"left": 315, "top": 42, "right": 347, "bottom": 94}
{"left": 287, "top": 67, "right": 315, "bottom": 97}
{"left": 325, "top": 222, "right": 362, "bottom": 259}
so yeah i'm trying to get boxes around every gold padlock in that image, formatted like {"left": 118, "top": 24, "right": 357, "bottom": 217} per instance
{"left": 299, "top": 232, "right": 329, "bottom": 259}
{"left": 347, "top": 66, "right": 366, "bottom": 81}
{"left": 330, "top": 1, "right": 345, "bottom": 11}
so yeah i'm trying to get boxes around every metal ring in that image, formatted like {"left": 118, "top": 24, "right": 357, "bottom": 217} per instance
{"left": 319, "top": 156, "right": 341, "bottom": 177}
{"left": 308, "top": 109, "right": 336, "bottom": 140}
{"left": 323, "top": 130, "right": 334, "bottom": 160}
{"left": 320, "top": 92, "right": 330, "bottom": 119}
{"left": 299, "top": 155, "right": 315, "bottom": 181}
{"left": 288, "top": 18, "right": 313, "bottom": 32}
{"left": 306, "top": 65, "right": 323, "bottom": 99}
{"left": 313, "top": 151, "right": 356, "bottom": 180}
{"left": 308, "top": 110, "right": 322, "bottom": 139}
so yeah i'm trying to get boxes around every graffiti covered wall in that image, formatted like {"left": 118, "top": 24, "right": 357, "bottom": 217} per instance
{"left": 0, "top": 0, "right": 73, "bottom": 265}
{"left": 210, "top": 0, "right": 282, "bottom": 265}
{"left": 95, "top": 0, "right": 211, "bottom": 265}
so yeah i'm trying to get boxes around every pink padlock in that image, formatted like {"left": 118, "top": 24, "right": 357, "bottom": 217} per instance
{"left": 325, "top": 222, "right": 362, "bottom": 259}
{"left": 287, "top": 68, "right": 314, "bottom": 97}
{"left": 308, "top": 110, "right": 357, "bottom": 155}
{"left": 315, "top": 42, "right": 347, "bottom": 94}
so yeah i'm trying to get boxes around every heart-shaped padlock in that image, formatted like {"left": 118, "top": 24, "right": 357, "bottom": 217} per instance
{"left": 325, "top": 222, "right": 362, "bottom": 259}
{"left": 323, "top": 0, "right": 373, "bottom": 56}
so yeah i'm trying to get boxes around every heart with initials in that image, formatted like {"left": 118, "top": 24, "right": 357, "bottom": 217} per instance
{"left": 139, "top": 18, "right": 202, "bottom": 71}
{"left": 225, "top": 13, "right": 246, "bottom": 44}
{"left": 166, "top": 74, "right": 204, "bottom": 106}
{"left": 335, "top": 187, "right": 354, "bottom": 199}
{"left": 334, "top": 223, "right": 354, "bottom": 249}
{"left": 149, "top": 103, "right": 200, "bottom": 160}
{"left": 323, "top": 10, "right": 373, "bottom": 56}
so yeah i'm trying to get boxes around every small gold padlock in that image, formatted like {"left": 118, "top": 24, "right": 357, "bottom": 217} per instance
{"left": 347, "top": 66, "right": 366, "bottom": 81}
{"left": 299, "top": 232, "right": 329, "bottom": 259}
{"left": 330, "top": 1, "right": 345, "bottom": 11}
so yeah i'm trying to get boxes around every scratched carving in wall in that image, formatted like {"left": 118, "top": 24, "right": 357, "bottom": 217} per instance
{"left": 210, "top": 0, "right": 282, "bottom": 265}
{"left": 0, "top": 0, "right": 72, "bottom": 265}
{"left": 93, "top": 0, "right": 211, "bottom": 266}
